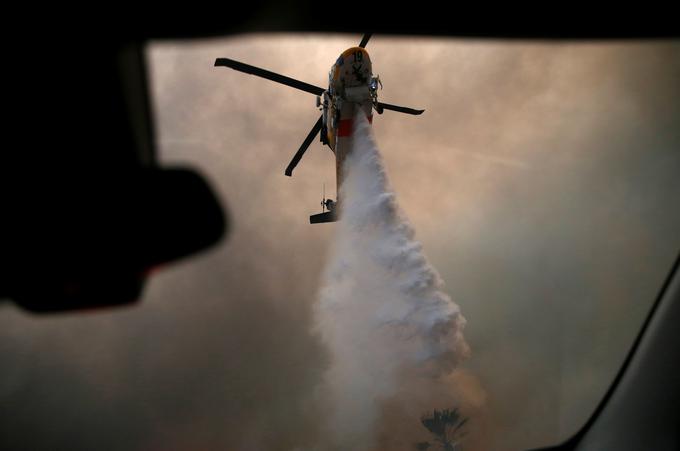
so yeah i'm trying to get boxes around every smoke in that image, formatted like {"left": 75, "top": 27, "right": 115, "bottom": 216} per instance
{"left": 313, "top": 112, "right": 480, "bottom": 450}
{"left": 4, "top": 38, "right": 676, "bottom": 451}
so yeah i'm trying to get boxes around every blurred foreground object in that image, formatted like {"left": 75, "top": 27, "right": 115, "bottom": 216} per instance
{"left": 2, "top": 38, "right": 227, "bottom": 312}
{"left": 3, "top": 167, "right": 226, "bottom": 312}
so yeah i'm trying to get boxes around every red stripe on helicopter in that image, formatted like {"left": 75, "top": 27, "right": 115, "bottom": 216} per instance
{"left": 337, "top": 115, "right": 373, "bottom": 137}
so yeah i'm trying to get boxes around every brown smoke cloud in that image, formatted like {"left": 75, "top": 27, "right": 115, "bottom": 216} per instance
{"left": 1, "top": 35, "right": 679, "bottom": 451}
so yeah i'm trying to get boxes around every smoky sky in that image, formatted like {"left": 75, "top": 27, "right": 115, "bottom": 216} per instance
{"left": 1, "top": 35, "right": 679, "bottom": 451}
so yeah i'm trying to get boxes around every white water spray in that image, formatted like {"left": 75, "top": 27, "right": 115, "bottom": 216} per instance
{"left": 314, "top": 112, "right": 473, "bottom": 450}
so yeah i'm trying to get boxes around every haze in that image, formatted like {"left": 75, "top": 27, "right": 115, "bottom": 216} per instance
{"left": 1, "top": 34, "right": 679, "bottom": 451}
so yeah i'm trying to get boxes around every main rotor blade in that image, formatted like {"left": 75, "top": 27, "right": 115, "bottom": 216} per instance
{"left": 215, "top": 58, "right": 325, "bottom": 96}
{"left": 285, "top": 115, "right": 323, "bottom": 177}
{"left": 358, "top": 33, "right": 373, "bottom": 48}
{"left": 376, "top": 102, "right": 425, "bottom": 115}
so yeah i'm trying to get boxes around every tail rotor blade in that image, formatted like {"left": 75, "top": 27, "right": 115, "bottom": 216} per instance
{"left": 358, "top": 33, "right": 373, "bottom": 48}
{"left": 375, "top": 102, "right": 425, "bottom": 115}
{"left": 285, "top": 116, "right": 323, "bottom": 177}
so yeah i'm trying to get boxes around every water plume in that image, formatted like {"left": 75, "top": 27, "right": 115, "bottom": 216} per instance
{"left": 314, "top": 112, "right": 479, "bottom": 450}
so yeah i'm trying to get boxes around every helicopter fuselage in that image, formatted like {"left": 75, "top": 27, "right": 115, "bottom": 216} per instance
{"left": 318, "top": 47, "right": 378, "bottom": 216}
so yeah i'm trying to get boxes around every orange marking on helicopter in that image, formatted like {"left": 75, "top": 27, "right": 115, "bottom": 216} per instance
{"left": 337, "top": 115, "right": 373, "bottom": 137}
{"left": 338, "top": 119, "right": 353, "bottom": 137}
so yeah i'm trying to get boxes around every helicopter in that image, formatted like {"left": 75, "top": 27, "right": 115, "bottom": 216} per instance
{"left": 215, "top": 33, "right": 424, "bottom": 224}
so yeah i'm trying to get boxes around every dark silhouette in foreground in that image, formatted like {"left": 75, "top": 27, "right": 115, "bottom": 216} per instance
{"left": 416, "top": 407, "right": 468, "bottom": 451}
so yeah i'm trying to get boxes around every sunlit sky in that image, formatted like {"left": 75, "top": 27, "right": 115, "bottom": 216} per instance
{"left": 1, "top": 34, "right": 679, "bottom": 451}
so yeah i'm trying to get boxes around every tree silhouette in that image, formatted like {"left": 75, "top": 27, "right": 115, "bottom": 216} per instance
{"left": 414, "top": 407, "right": 468, "bottom": 451}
